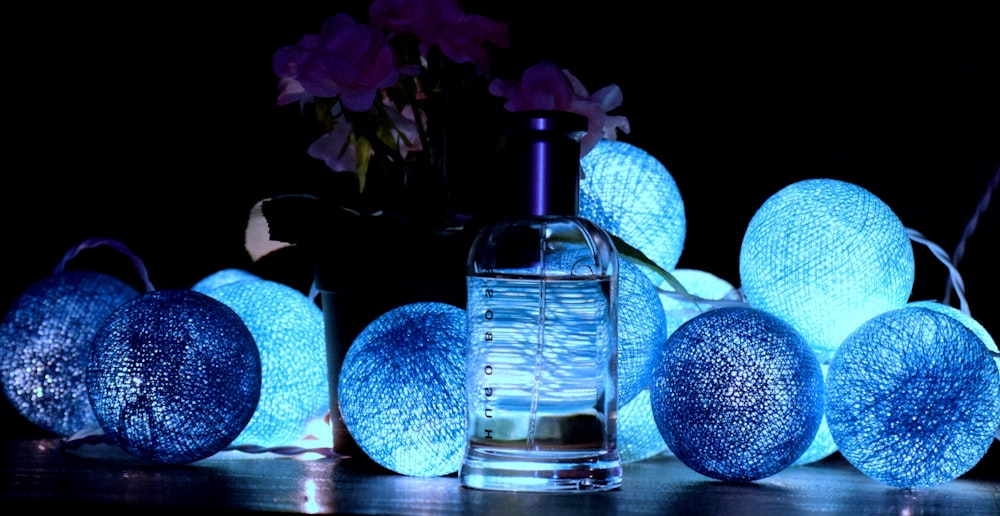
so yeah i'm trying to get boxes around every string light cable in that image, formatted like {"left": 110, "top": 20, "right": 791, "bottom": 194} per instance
{"left": 943, "top": 165, "right": 999, "bottom": 308}
{"left": 55, "top": 166, "right": 1000, "bottom": 463}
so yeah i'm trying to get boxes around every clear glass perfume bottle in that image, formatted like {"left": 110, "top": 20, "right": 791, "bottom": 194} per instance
{"left": 460, "top": 110, "right": 622, "bottom": 492}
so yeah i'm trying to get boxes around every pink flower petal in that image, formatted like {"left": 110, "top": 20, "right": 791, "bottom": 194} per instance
{"left": 489, "top": 61, "right": 630, "bottom": 157}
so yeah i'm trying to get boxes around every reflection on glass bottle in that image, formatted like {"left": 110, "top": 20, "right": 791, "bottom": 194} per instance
{"left": 460, "top": 110, "right": 622, "bottom": 492}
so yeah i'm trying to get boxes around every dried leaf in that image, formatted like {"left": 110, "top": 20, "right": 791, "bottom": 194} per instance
{"left": 245, "top": 198, "right": 296, "bottom": 262}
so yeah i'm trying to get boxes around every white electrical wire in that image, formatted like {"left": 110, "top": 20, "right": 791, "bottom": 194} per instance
{"left": 906, "top": 228, "right": 970, "bottom": 316}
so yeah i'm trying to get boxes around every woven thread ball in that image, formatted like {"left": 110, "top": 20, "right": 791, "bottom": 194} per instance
{"left": 792, "top": 413, "right": 837, "bottom": 466}
{"left": 339, "top": 302, "right": 467, "bottom": 476}
{"left": 791, "top": 363, "right": 838, "bottom": 466}
{"left": 651, "top": 306, "right": 824, "bottom": 482}
{"left": 826, "top": 306, "right": 1000, "bottom": 488}
{"left": 203, "top": 279, "right": 328, "bottom": 448}
{"left": 0, "top": 271, "right": 139, "bottom": 436}
{"left": 907, "top": 300, "right": 999, "bottom": 373}
{"left": 87, "top": 289, "right": 261, "bottom": 464}
{"left": 739, "top": 178, "right": 914, "bottom": 362}
{"left": 192, "top": 268, "right": 262, "bottom": 293}
{"left": 909, "top": 301, "right": 999, "bottom": 443}
{"left": 617, "top": 259, "right": 668, "bottom": 406}
{"left": 580, "top": 139, "right": 686, "bottom": 283}
{"left": 618, "top": 388, "right": 671, "bottom": 463}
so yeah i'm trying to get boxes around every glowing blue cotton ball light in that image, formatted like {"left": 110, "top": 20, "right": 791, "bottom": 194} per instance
{"left": 907, "top": 300, "right": 999, "bottom": 372}
{"left": 581, "top": 140, "right": 686, "bottom": 283}
{"left": 655, "top": 269, "right": 837, "bottom": 468}
{"left": 826, "top": 306, "right": 1000, "bottom": 488}
{"left": 618, "top": 388, "right": 671, "bottom": 463}
{"left": 655, "top": 271, "right": 837, "bottom": 466}
{"left": 619, "top": 268, "right": 738, "bottom": 465}
{"left": 657, "top": 269, "right": 740, "bottom": 337}
{"left": 790, "top": 363, "right": 837, "bottom": 466}
{"left": 87, "top": 289, "right": 261, "bottom": 465}
{"left": 792, "top": 414, "right": 837, "bottom": 466}
{"left": 202, "top": 278, "right": 328, "bottom": 449}
{"left": 0, "top": 271, "right": 139, "bottom": 436}
{"left": 908, "top": 301, "right": 999, "bottom": 444}
{"left": 617, "top": 259, "right": 668, "bottom": 406}
{"left": 651, "top": 306, "right": 824, "bottom": 482}
{"left": 339, "top": 302, "right": 467, "bottom": 477}
{"left": 192, "top": 268, "right": 262, "bottom": 293}
{"left": 739, "top": 178, "right": 914, "bottom": 362}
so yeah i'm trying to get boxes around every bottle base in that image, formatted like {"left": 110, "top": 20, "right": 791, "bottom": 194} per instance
{"left": 459, "top": 449, "right": 623, "bottom": 492}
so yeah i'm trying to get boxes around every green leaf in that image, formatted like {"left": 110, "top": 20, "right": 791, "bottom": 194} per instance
{"left": 609, "top": 233, "right": 701, "bottom": 309}
{"left": 355, "top": 136, "right": 372, "bottom": 193}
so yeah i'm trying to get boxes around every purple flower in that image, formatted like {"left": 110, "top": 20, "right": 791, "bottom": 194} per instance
{"left": 305, "top": 93, "right": 425, "bottom": 182}
{"left": 307, "top": 120, "right": 358, "bottom": 173}
{"left": 275, "top": 75, "right": 308, "bottom": 107}
{"left": 489, "top": 61, "right": 630, "bottom": 156}
{"left": 369, "top": 0, "right": 509, "bottom": 75}
{"left": 272, "top": 13, "right": 400, "bottom": 112}
{"left": 381, "top": 98, "right": 425, "bottom": 158}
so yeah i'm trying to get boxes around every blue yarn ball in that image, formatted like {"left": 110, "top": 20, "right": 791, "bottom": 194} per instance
{"left": 907, "top": 300, "right": 999, "bottom": 373}
{"left": 0, "top": 271, "right": 139, "bottom": 436}
{"left": 202, "top": 279, "right": 328, "bottom": 449}
{"left": 651, "top": 306, "right": 824, "bottom": 482}
{"left": 581, "top": 139, "right": 686, "bottom": 283}
{"left": 87, "top": 289, "right": 261, "bottom": 464}
{"left": 617, "top": 259, "right": 668, "bottom": 406}
{"left": 827, "top": 306, "right": 1000, "bottom": 488}
{"left": 907, "top": 302, "right": 1000, "bottom": 441}
{"left": 740, "top": 179, "right": 914, "bottom": 362}
{"left": 339, "top": 302, "right": 467, "bottom": 476}
{"left": 655, "top": 271, "right": 837, "bottom": 468}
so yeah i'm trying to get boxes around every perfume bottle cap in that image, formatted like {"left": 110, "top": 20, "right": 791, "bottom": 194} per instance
{"left": 505, "top": 110, "right": 587, "bottom": 217}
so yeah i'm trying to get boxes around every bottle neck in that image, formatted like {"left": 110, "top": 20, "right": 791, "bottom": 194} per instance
{"left": 505, "top": 110, "right": 587, "bottom": 217}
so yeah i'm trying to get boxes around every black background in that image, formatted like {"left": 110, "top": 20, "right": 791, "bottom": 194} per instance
{"left": 3, "top": 2, "right": 998, "bottom": 473}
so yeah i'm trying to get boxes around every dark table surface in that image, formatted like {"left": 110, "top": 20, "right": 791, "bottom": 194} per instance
{"left": 1, "top": 437, "right": 997, "bottom": 515}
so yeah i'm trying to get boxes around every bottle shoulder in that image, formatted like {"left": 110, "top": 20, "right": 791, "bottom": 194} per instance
{"left": 468, "top": 216, "right": 618, "bottom": 278}
{"left": 473, "top": 215, "right": 613, "bottom": 239}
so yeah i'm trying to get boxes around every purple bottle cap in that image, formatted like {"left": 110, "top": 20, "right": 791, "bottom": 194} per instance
{"left": 507, "top": 110, "right": 587, "bottom": 216}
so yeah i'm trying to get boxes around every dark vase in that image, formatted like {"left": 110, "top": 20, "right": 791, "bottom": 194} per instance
{"left": 317, "top": 289, "right": 385, "bottom": 459}
{"left": 311, "top": 210, "right": 472, "bottom": 458}
{"left": 259, "top": 62, "right": 500, "bottom": 458}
